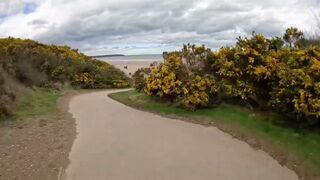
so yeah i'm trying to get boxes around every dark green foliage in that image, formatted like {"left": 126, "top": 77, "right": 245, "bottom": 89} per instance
{"left": 0, "top": 38, "right": 130, "bottom": 89}
{"left": 0, "top": 37, "right": 130, "bottom": 118}
{"left": 132, "top": 67, "right": 151, "bottom": 92}
{"left": 136, "top": 28, "right": 320, "bottom": 128}
{"left": 296, "top": 38, "right": 320, "bottom": 49}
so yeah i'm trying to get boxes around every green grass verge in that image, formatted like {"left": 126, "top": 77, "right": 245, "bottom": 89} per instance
{"left": 110, "top": 89, "right": 320, "bottom": 171}
{"left": 8, "top": 88, "right": 59, "bottom": 121}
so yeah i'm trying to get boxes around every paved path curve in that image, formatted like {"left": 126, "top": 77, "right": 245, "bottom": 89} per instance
{"left": 64, "top": 90, "right": 299, "bottom": 180}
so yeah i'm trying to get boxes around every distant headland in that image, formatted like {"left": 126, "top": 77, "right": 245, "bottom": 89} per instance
{"left": 90, "top": 54, "right": 125, "bottom": 58}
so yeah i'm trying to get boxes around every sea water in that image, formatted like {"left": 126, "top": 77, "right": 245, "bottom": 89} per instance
{"left": 97, "top": 54, "right": 163, "bottom": 62}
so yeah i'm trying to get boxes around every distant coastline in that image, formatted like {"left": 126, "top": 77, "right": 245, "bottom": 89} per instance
{"left": 97, "top": 54, "right": 163, "bottom": 62}
{"left": 90, "top": 54, "right": 125, "bottom": 58}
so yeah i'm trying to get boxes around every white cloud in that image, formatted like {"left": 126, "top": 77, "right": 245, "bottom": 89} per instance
{"left": 0, "top": 0, "right": 317, "bottom": 55}
{"left": 0, "top": 0, "right": 24, "bottom": 15}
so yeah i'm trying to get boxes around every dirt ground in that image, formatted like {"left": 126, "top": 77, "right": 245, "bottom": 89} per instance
{"left": 0, "top": 90, "right": 79, "bottom": 180}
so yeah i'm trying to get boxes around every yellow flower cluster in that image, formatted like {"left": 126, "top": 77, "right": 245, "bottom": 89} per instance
{"left": 0, "top": 37, "right": 130, "bottom": 89}
{"left": 145, "top": 64, "right": 183, "bottom": 98}
{"left": 182, "top": 75, "right": 218, "bottom": 110}
{"left": 137, "top": 28, "right": 320, "bottom": 123}
{"left": 0, "top": 37, "right": 130, "bottom": 119}
{"left": 143, "top": 52, "right": 219, "bottom": 109}
{"left": 271, "top": 47, "right": 320, "bottom": 118}
{"left": 73, "top": 73, "right": 95, "bottom": 88}
{"left": 113, "top": 80, "right": 130, "bottom": 88}
{"left": 293, "top": 90, "right": 320, "bottom": 117}
{"left": 51, "top": 65, "right": 66, "bottom": 79}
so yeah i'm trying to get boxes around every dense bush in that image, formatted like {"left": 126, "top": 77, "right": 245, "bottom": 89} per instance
{"left": 132, "top": 67, "right": 151, "bottom": 92}
{"left": 0, "top": 37, "right": 130, "bottom": 118}
{"left": 143, "top": 50, "right": 220, "bottom": 109}
{"left": 145, "top": 52, "right": 186, "bottom": 100}
{"left": 0, "top": 72, "right": 9, "bottom": 118}
{"left": 0, "top": 38, "right": 130, "bottom": 89}
{"left": 270, "top": 47, "right": 320, "bottom": 121}
{"left": 136, "top": 28, "right": 320, "bottom": 127}
{"left": 182, "top": 75, "right": 219, "bottom": 110}
{"left": 0, "top": 70, "right": 16, "bottom": 119}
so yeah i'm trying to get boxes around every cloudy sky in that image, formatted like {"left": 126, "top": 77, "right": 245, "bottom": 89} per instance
{"left": 0, "top": 0, "right": 318, "bottom": 55}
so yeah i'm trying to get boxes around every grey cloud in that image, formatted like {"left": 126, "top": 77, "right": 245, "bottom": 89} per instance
{"left": 0, "top": 0, "right": 315, "bottom": 55}
{"left": 28, "top": 19, "right": 48, "bottom": 27}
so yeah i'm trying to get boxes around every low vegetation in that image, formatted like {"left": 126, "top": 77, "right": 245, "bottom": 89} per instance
{"left": 0, "top": 37, "right": 130, "bottom": 119}
{"left": 133, "top": 27, "right": 320, "bottom": 129}
{"left": 8, "top": 88, "right": 59, "bottom": 121}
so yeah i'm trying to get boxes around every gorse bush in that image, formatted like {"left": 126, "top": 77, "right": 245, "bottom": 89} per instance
{"left": 132, "top": 67, "right": 151, "bottom": 92}
{"left": 271, "top": 47, "right": 320, "bottom": 120}
{"left": 0, "top": 72, "right": 10, "bottom": 119}
{"left": 145, "top": 53, "right": 186, "bottom": 100}
{"left": 0, "top": 37, "right": 130, "bottom": 118}
{"left": 182, "top": 75, "right": 219, "bottom": 110}
{"left": 135, "top": 28, "right": 320, "bottom": 127}
{"left": 0, "top": 70, "right": 16, "bottom": 119}
{"left": 0, "top": 38, "right": 130, "bottom": 89}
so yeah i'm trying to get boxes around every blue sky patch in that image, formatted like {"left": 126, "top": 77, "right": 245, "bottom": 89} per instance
{"left": 0, "top": 14, "right": 7, "bottom": 19}
{"left": 23, "top": 3, "right": 37, "bottom": 14}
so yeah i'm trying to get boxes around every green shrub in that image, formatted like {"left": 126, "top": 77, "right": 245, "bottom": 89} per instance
{"left": 132, "top": 67, "right": 151, "bottom": 92}
{"left": 0, "top": 37, "right": 130, "bottom": 119}
{"left": 139, "top": 28, "right": 320, "bottom": 127}
{"left": 145, "top": 53, "right": 186, "bottom": 100}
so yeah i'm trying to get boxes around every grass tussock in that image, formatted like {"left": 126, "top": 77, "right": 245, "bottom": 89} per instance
{"left": 3, "top": 88, "right": 59, "bottom": 122}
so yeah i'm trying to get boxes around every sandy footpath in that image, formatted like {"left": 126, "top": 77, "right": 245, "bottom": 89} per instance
{"left": 64, "top": 89, "right": 299, "bottom": 180}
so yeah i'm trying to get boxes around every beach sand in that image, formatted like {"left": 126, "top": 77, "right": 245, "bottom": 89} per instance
{"left": 106, "top": 60, "right": 162, "bottom": 76}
